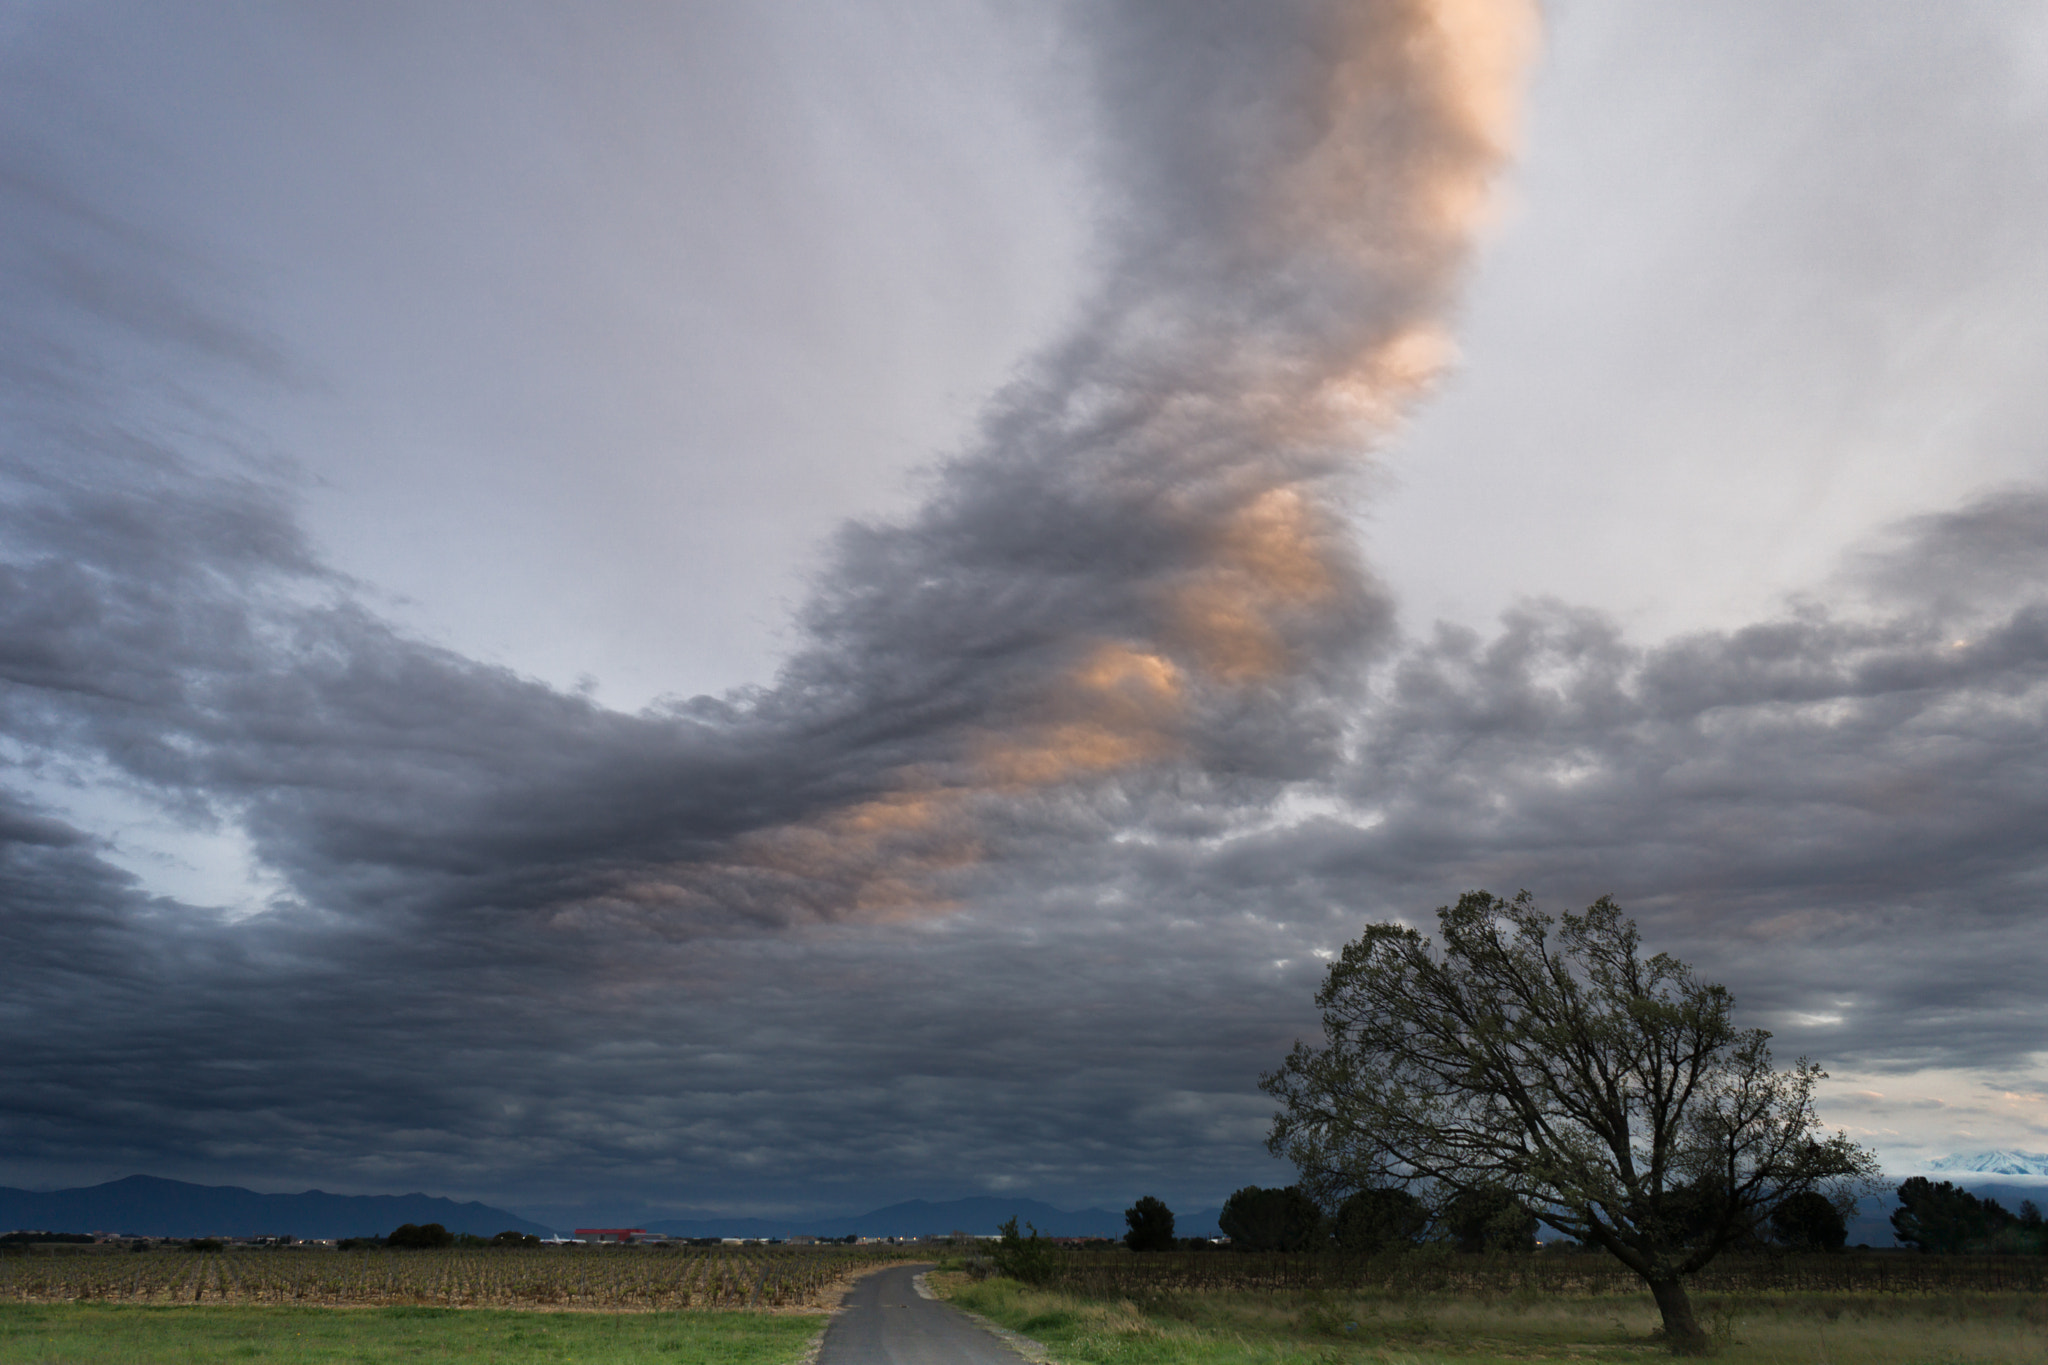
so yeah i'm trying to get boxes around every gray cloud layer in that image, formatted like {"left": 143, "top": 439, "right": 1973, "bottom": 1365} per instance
{"left": 4, "top": 1, "right": 2044, "bottom": 1214}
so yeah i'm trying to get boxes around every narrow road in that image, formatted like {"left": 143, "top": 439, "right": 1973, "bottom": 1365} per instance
{"left": 816, "top": 1263, "right": 1037, "bottom": 1365}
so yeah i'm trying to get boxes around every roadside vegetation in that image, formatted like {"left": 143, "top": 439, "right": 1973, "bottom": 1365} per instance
{"left": 933, "top": 1257, "right": 2048, "bottom": 1364}
{"left": 0, "top": 1303, "right": 821, "bottom": 1364}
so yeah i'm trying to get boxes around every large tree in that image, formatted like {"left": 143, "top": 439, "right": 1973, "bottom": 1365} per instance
{"left": 1261, "top": 892, "right": 1876, "bottom": 1353}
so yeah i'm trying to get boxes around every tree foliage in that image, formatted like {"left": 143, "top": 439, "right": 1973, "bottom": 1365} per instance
{"left": 385, "top": 1222, "right": 454, "bottom": 1250}
{"left": 1261, "top": 892, "right": 1877, "bottom": 1351}
{"left": 1892, "top": 1178, "right": 2046, "bottom": 1255}
{"left": 1218, "top": 1185, "right": 1323, "bottom": 1253}
{"left": 1439, "top": 1186, "right": 1537, "bottom": 1254}
{"left": 1123, "top": 1196, "right": 1176, "bottom": 1252}
{"left": 1333, "top": 1186, "right": 1428, "bottom": 1255}
{"left": 1769, "top": 1190, "right": 1846, "bottom": 1252}
{"left": 991, "top": 1216, "right": 1060, "bottom": 1284}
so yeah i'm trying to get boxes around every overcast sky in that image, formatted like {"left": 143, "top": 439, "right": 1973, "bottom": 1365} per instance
{"left": 3, "top": 0, "right": 2046, "bottom": 1222}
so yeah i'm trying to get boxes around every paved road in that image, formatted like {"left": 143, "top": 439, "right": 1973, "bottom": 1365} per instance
{"left": 816, "top": 1263, "right": 1035, "bottom": 1365}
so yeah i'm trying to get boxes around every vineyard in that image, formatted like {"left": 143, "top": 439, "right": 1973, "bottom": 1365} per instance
{"left": 0, "top": 1244, "right": 918, "bottom": 1310}
{"left": 1032, "top": 1248, "right": 2048, "bottom": 1300}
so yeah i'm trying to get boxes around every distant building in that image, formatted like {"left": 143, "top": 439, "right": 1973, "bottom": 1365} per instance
{"left": 573, "top": 1228, "right": 647, "bottom": 1245}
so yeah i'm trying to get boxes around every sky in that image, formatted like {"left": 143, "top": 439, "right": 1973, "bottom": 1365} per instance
{"left": 3, "top": 0, "right": 2046, "bottom": 1223}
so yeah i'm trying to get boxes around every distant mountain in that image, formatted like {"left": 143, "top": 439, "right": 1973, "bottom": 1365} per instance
{"left": 0, "top": 1175, "right": 552, "bottom": 1240}
{"left": 1924, "top": 1150, "right": 2048, "bottom": 1178}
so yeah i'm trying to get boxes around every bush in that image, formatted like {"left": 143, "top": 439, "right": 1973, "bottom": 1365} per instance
{"left": 991, "top": 1217, "right": 1061, "bottom": 1284}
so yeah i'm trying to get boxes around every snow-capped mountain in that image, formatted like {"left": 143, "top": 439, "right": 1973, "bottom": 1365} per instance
{"left": 1924, "top": 1150, "right": 2048, "bottom": 1178}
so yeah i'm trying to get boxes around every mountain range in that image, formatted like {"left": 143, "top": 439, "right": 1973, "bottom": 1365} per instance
{"left": 0, "top": 1175, "right": 551, "bottom": 1240}
{"left": 1922, "top": 1150, "right": 2048, "bottom": 1179}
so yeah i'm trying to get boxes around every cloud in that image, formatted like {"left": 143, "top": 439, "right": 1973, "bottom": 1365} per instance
{"left": 3, "top": 0, "right": 2043, "bottom": 1213}
{"left": 0, "top": 0, "right": 1542, "bottom": 1204}
{"left": 1306, "top": 489, "right": 2048, "bottom": 1074}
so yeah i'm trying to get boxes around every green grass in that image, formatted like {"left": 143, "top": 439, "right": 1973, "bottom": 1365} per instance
{"left": 935, "top": 1272, "right": 2048, "bottom": 1365}
{"left": 0, "top": 1303, "right": 824, "bottom": 1364}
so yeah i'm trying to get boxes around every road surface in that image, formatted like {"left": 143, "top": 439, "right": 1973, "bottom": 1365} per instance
{"left": 816, "top": 1262, "right": 1038, "bottom": 1365}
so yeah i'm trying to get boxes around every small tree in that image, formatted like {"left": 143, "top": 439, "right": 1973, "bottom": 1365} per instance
{"left": 1333, "top": 1186, "right": 1427, "bottom": 1255}
{"left": 1124, "top": 1196, "right": 1176, "bottom": 1252}
{"left": 1262, "top": 892, "right": 1877, "bottom": 1353}
{"left": 1217, "top": 1185, "right": 1323, "bottom": 1252}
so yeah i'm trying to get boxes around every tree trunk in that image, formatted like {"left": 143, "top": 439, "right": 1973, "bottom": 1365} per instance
{"left": 1647, "top": 1275, "right": 1709, "bottom": 1354}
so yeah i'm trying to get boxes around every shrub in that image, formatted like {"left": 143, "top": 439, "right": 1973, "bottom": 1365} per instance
{"left": 991, "top": 1217, "right": 1061, "bottom": 1284}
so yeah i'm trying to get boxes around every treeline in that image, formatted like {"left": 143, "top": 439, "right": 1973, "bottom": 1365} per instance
{"left": 989, "top": 1176, "right": 2045, "bottom": 1280}
{"left": 1891, "top": 1179, "right": 2047, "bottom": 1255}
{"left": 334, "top": 1224, "right": 542, "bottom": 1250}
{"left": 1095, "top": 1185, "right": 1850, "bottom": 1259}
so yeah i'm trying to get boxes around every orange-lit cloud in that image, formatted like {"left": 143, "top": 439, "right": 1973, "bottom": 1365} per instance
{"left": 640, "top": 0, "right": 1541, "bottom": 925}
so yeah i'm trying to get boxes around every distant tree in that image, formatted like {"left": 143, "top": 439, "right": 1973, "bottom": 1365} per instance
{"left": 385, "top": 1222, "right": 455, "bottom": 1250}
{"left": 184, "top": 1238, "right": 224, "bottom": 1253}
{"left": 490, "top": 1230, "right": 541, "bottom": 1248}
{"left": 1218, "top": 1186, "right": 1323, "bottom": 1252}
{"left": 1123, "top": 1196, "right": 1176, "bottom": 1252}
{"left": 1439, "top": 1186, "right": 1537, "bottom": 1254}
{"left": 1769, "top": 1190, "right": 1847, "bottom": 1252}
{"left": 1891, "top": 1178, "right": 2030, "bottom": 1254}
{"left": 2019, "top": 1201, "right": 2047, "bottom": 1256}
{"left": 1333, "top": 1186, "right": 1428, "bottom": 1255}
{"left": 1262, "top": 892, "right": 1878, "bottom": 1352}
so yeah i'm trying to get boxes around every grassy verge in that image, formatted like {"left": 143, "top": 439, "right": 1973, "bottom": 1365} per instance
{"left": 0, "top": 1303, "right": 824, "bottom": 1364}
{"left": 931, "top": 1270, "right": 2048, "bottom": 1364}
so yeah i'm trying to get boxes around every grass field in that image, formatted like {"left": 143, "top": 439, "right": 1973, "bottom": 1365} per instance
{"left": 0, "top": 1303, "right": 824, "bottom": 1364}
{"left": 935, "top": 1269, "right": 2048, "bottom": 1364}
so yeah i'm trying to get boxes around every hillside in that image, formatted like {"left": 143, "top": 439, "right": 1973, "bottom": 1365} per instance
{"left": 0, "top": 1175, "right": 551, "bottom": 1240}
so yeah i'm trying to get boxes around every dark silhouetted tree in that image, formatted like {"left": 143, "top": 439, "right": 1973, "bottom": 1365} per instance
{"left": 1891, "top": 1178, "right": 2022, "bottom": 1254}
{"left": 490, "top": 1230, "right": 540, "bottom": 1247}
{"left": 1218, "top": 1185, "right": 1323, "bottom": 1252}
{"left": 1334, "top": 1186, "right": 1428, "bottom": 1255}
{"left": 385, "top": 1222, "right": 454, "bottom": 1249}
{"left": 1769, "top": 1190, "right": 1847, "bottom": 1251}
{"left": 1440, "top": 1186, "right": 1537, "bottom": 1254}
{"left": 1123, "top": 1195, "right": 1176, "bottom": 1252}
{"left": 1262, "top": 892, "right": 1877, "bottom": 1353}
